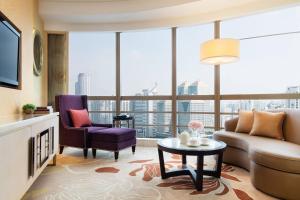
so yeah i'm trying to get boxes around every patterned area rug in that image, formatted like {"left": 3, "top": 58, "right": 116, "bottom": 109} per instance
{"left": 23, "top": 147, "right": 277, "bottom": 200}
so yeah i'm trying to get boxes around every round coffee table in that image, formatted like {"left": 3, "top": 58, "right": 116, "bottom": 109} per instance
{"left": 157, "top": 138, "right": 227, "bottom": 191}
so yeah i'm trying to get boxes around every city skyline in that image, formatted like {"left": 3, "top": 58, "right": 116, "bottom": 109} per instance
{"left": 75, "top": 72, "right": 299, "bottom": 138}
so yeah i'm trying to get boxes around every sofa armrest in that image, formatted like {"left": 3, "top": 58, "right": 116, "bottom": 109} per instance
{"left": 225, "top": 117, "right": 239, "bottom": 132}
{"left": 92, "top": 123, "right": 113, "bottom": 128}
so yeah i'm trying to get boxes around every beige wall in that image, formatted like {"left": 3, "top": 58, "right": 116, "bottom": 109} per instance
{"left": 0, "top": 0, "right": 47, "bottom": 116}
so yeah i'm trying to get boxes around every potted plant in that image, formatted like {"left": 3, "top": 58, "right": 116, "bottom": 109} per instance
{"left": 22, "top": 104, "right": 36, "bottom": 114}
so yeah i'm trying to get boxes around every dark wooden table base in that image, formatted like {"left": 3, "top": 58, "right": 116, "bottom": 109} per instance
{"left": 158, "top": 149, "right": 223, "bottom": 191}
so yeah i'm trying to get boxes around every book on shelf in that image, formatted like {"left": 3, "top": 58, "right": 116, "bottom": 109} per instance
{"left": 34, "top": 110, "right": 50, "bottom": 114}
{"left": 34, "top": 106, "right": 53, "bottom": 114}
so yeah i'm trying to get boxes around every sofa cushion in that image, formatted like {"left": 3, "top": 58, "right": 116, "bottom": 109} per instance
{"left": 272, "top": 109, "right": 300, "bottom": 145}
{"left": 249, "top": 111, "right": 286, "bottom": 140}
{"left": 250, "top": 140, "right": 300, "bottom": 174}
{"left": 235, "top": 110, "right": 254, "bottom": 133}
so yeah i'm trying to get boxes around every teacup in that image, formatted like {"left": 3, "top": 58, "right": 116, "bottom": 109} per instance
{"left": 200, "top": 138, "right": 210, "bottom": 145}
{"left": 189, "top": 137, "right": 200, "bottom": 146}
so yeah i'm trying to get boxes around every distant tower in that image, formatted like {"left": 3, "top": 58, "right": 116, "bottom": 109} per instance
{"left": 286, "top": 86, "right": 300, "bottom": 108}
{"left": 188, "top": 81, "right": 209, "bottom": 95}
{"left": 177, "top": 81, "right": 189, "bottom": 95}
{"left": 177, "top": 80, "right": 212, "bottom": 133}
{"left": 75, "top": 73, "right": 90, "bottom": 95}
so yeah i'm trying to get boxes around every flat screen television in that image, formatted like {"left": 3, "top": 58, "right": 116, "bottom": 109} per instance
{"left": 0, "top": 11, "right": 21, "bottom": 89}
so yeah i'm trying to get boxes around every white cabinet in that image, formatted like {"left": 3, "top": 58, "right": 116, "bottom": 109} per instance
{"left": 0, "top": 113, "right": 59, "bottom": 200}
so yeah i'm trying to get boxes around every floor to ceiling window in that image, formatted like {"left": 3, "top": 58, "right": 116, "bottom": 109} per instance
{"left": 177, "top": 23, "right": 214, "bottom": 95}
{"left": 176, "top": 23, "right": 215, "bottom": 133}
{"left": 68, "top": 6, "right": 300, "bottom": 138}
{"left": 220, "top": 6, "right": 300, "bottom": 126}
{"left": 69, "top": 32, "right": 116, "bottom": 124}
{"left": 120, "top": 29, "right": 172, "bottom": 138}
{"left": 120, "top": 29, "right": 171, "bottom": 96}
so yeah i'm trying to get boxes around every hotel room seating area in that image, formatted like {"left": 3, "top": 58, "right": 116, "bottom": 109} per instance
{"left": 1, "top": 0, "right": 300, "bottom": 199}
{"left": 55, "top": 95, "right": 136, "bottom": 160}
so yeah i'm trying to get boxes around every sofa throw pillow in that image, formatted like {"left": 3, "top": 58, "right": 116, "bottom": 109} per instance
{"left": 249, "top": 111, "right": 286, "bottom": 140}
{"left": 69, "top": 109, "right": 92, "bottom": 128}
{"left": 235, "top": 110, "right": 254, "bottom": 133}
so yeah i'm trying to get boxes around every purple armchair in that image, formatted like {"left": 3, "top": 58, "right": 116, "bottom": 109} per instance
{"left": 55, "top": 95, "right": 112, "bottom": 158}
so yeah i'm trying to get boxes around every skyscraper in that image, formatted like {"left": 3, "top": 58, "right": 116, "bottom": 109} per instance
{"left": 155, "top": 100, "right": 172, "bottom": 138}
{"left": 130, "top": 84, "right": 158, "bottom": 138}
{"left": 287, "top": 86, "right": 300, "bottom": 109}
{"left": 177, "top": 81, "right": 213, "bottom": 133}
{"left": 188, "top": 81, "right": 209, "bottom": 95}
{"left": 75, "top": 73, "right": 90, "bottom": 95}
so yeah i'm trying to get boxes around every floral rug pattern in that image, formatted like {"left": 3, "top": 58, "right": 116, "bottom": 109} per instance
{"left": 23, "top": 147, "right": 277, "bottom": 200}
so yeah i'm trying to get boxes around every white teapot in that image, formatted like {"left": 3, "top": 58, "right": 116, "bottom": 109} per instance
{"left": 179, "top": 131, "right": 190, "bottom": 145}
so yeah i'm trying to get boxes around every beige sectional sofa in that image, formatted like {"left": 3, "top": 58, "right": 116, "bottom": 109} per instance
{"left": 214, "top": 109, "right": 300, "bottom": 200}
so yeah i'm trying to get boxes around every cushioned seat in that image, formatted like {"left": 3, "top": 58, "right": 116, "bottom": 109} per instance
{"left": 215, "top": 131, "right": 300, "bottom": 174}
{"left": 90, "top": 128, "right": 136, "bottom": 143}
{"left": 89, "top": 128, "right": 136, "bottom": 159}
{"left": 87, "top": 126, "right": 109, "bottom": 133}
{"left": 250, "top": 141, "right": 300, "bottom": 174}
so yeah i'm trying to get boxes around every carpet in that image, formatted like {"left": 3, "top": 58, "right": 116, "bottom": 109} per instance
{"left": 23, "top": 147, "right": 277, "bottom": 200}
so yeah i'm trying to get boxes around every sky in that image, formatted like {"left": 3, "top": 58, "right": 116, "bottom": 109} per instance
{"left": 69, "top": 6, "right": 300, "bottom": 96}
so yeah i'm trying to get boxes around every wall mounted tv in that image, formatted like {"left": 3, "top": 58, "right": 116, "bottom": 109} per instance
{"left": 0, "top": 11, "right": 21, "bottom": 89}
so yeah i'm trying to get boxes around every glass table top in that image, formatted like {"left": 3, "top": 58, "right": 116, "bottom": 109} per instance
{"left": 157, "top": 138, "right": 226, "bottom": 152}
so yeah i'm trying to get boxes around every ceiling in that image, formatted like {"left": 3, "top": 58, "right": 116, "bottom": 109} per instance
{"left": 39, "top": 0, "right": 300, "bottom": 32}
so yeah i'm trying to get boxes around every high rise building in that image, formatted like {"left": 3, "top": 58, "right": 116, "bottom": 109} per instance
{"left": 177, "top": 81, "right": 213, "bottom": 133}
{"left": 75, "top": 73, "right": 90, "bottom": 95}
{"left": 177, "top": 81, "right": 189, "bottom": 95}
{"left": 287, "top": 86, "right": 300, "bottom": 109}
{"left": 188, "top": 81, "right": 209, "bottom": 95}
{"left": 130, "top": 84, "right": 158, "bottom": 138}
{"left": 155, "top": 100, "right": 172, "bottom": 138}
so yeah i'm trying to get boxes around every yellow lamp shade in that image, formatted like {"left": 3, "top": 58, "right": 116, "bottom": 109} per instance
{"left": 200, "top": 39, "right": 240, "bottom": 65}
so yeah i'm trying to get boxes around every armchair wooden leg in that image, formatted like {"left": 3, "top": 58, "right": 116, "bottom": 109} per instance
{"left": 132, "top": 145, "right": 136, "bottom": 154}
{"left": 83, "top": 148, "right": 88, "bottom": 158}
{"left": 92, "top": 149, "right": 97, "bottom": 158}
{"left": 59, "top": 145, "right": 64, "bottom": 154}
{"left": 114, "top": 151, "right": 119, "bottom": 161}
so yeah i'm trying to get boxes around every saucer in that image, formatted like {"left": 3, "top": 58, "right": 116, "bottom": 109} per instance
{"left": 186, "top": 142, "right": 201, "bottom": 147}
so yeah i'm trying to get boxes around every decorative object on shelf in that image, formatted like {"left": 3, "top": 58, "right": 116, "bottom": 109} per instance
{"left": 22, "top": 104, "right": 36, "bottom": 114}
{"left": 47, "top": 106, "right": 53, "bottom": 113}
{"left": 33, "top": 29, "right": 43, "bottom": 76}
{"left": 200, "top": 38, "right": 240, "bottom": 65}
{"left": 179, "top": 131, "right": 190, "bottom": 145}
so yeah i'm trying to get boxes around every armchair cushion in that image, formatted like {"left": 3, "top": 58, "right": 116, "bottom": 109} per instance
{"left": 69, "top": 109, "right": 92, "bottom": 128}
{"left": 87, "top": 126, "right": 109, "bottom": 132}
